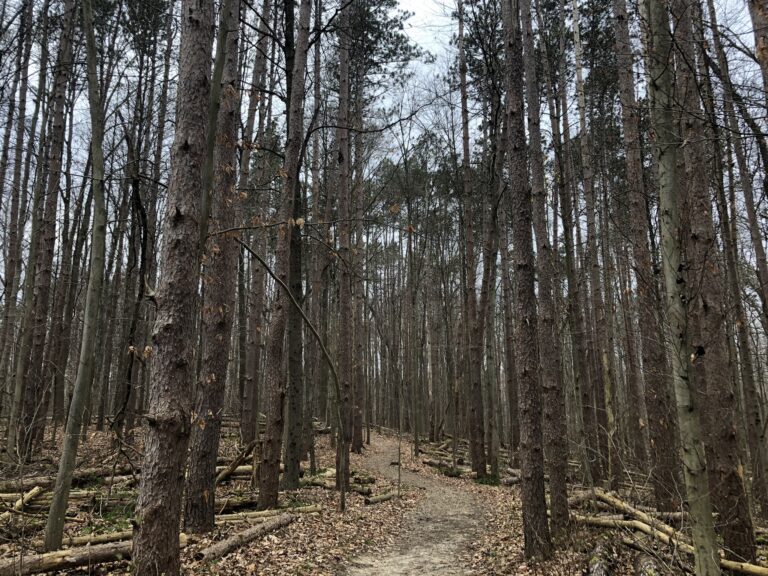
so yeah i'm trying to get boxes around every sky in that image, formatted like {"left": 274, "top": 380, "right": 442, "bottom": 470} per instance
{"left": 400, "top": 0, "right": 456, "bottom": 58}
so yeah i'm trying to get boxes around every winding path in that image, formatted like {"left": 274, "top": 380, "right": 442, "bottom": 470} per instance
{"left": 345, "top": 437, "right": 484, "bottom": 575}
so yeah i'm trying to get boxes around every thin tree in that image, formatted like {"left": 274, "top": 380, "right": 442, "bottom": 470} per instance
{"left": 42, "top": 0, "right": 107, "bottom": 548}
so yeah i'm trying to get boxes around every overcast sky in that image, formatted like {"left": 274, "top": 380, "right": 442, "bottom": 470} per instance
{"left": 400, "top": 0, "right": 456, "bottom": 57}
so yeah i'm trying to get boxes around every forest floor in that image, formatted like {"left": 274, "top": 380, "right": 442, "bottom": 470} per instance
{"left": 0, "top": 428, "right": 631, "bottom": 575}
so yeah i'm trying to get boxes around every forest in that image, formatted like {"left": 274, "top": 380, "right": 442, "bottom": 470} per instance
{"left": 0, "top": 0, "right": 766, "bottom": 573}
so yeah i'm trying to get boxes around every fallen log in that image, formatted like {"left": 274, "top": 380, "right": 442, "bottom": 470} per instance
{"left": 421, "top": 459, "right": 471, "bottom": 475}
{"left": 364, "top": 493, "right": 395, "bottom": 505}
{"left": 0, "top": 486, "right": 45, "bottom": 522}
{"left": 593, "top": 490, "right": 677, "bottom": 540}
{"left": 25, "top": 505, "right": 321, "bottom": 551}
{"left": 0, "top": 533, "right": 191, "bottom": 575}
{"left": 0, "top": 465, "right": 135, "bottom": 493}
{"left": 0, "top": 489, "right": 136, "bottom": 504}
{"left": 193, "top": 514, "right": 294, "bottom": 562}
{"left": 215, "top": 504, "right": 321, "bottom": 523}
{"left": 31, "top": 530, "right": 134, "bottom": 551}
{"left": 353, "top": 475, "right": 376, "bottom": 485}
{"left": 301, "top": 478, "right": 372, "bottom": 496}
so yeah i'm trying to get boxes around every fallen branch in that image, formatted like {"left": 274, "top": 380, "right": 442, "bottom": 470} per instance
{"left": 575, "top": 514, "right": 768, "bottom": 575}
{"left": 215, "top": 439, "right": 258, "bottom": 485}
{"left": 593, "top": 490, "right": 677, "bottom": 540}
{"left": 193, "top": 514, "right": 294, "bottom": 562}
{"left": 0, "top": 465, "right": 135, "bottom": 492}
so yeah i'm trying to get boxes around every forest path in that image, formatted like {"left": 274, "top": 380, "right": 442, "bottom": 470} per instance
{"left": 344, "top": 435, "right": 486, "bottom": 575}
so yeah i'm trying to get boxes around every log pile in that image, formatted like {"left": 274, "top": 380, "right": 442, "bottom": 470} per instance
{"left": 573, "top": 489, "right": 768, "bottom": 575}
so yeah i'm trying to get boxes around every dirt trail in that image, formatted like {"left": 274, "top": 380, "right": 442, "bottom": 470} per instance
{"left": 344, "top": 436, "right": 484, "bottom": 575}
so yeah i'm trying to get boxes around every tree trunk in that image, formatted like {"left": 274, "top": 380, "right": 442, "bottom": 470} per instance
{"left": 645, "top": 0, "right": 720, "bottom": 570}
{"left": 257, "top": 0, "right": 312, "bottom": 510}
{"left": 184, "top": 0, "right": 242, "bottom": 533}
{"left": 503, "top": 0, "right": 551, "bottom": 559}
{"left": 522, "top": 0, "right": 569, "bottom": 538}
{"left": 43, "top": 0, "right": 107, "bottom": 547}
{"left": 457, "top": 0, "right": 486, "bottom": 479}
{"left": 17, "top": 0, "right": 76, "bottom": 460}
{"left": 611, "top": 0, "right": 681, "bottom": 508}
{"left": 131, "top": 0, "right": 215, "bottom": 569}
{"left": 672, "top": 0, "right": 755, "bottom": 562}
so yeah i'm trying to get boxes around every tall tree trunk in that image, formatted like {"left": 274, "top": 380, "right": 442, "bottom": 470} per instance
{"left": 131, "top": 0, "right": 215, "bottom": 569}
{"left": 611, "top": 0, "right": 681, "bottom": 507}
{"left": 503, "top": 0, "right": 551, "bottom": 559}
{"left": 706, "top": 0, "right": 768, "bottom": 520}
{"left": 351, "top": 71, "right": 366, "bottom": 455}
{"left": 257, "top": 0, "right": 312, "bottom": 510}
{"left": 671, "top": 0, "right": 756, "bottom": 562}
{"left": 0, "top": 0, "right": 33, "bottom": 401}
{"left": 499, "top": 223, "right": 519, "bottom": 467}
{"left": 335, "top": 0, "right": 353, "bottom": 491}
{"left": 184, "top": 0, "right": 242, "bottom": 533}
{"left": 571, "top": 0, "right": 616, "bottom": 487}
{"left": 522, "top": 0, "right": 569, "bottom": 538}
{"left": 239, "top": 0, "right": 272, "bottom": 445}
{"left": 17, "top": 0, "right": 76, "bottom": 459}
{"left": 645, "top": 0, "right": 720, "bottom": 571}
{"left": 457, "top": 0, "right": 486, "bottom": 478}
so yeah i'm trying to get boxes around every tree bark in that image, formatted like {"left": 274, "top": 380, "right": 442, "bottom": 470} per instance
{"left": 611, "top": 0, "right": 682, "bottom": 509}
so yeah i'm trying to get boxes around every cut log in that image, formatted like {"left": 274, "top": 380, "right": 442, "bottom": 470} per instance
{"left": 634, "top": 553, "right": 663, "bottom": 576}
{"left": 301, "top": 478, "right": 371, "bottom": 496}
{"left": 193, "top": 514, "right": 295, "bottom": 562}
{"left": 364, "top": 493, "right": 395, "bottom": 505}
{"left": 0, "top": 533, "right": 190, "bottom": 575}
{"left": 0, "top": 486, "right": 45, "bottom": 522}
{"left": 352, "top": 475, "right": 376, "bottom": 485}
